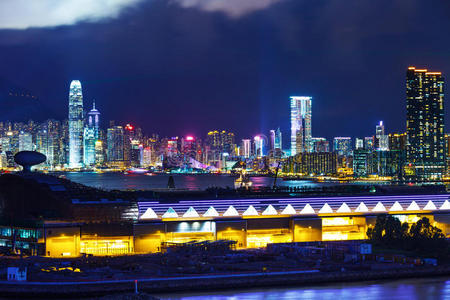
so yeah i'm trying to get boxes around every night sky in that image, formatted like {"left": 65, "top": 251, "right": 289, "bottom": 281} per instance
{"left": 0, "top": 0, "right": 450, "bottom": 142}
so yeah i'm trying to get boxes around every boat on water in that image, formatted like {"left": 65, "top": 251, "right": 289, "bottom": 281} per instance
{"left": 234, "top": 173, "right": 253, "bottom": 189}
{"left": 125, "top": 167, "right": 151, "bottom": 174}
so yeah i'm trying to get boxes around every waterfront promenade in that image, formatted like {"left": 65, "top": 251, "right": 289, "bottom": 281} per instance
{"left": 1, "top": 266, "right": 450, "bottom": 297}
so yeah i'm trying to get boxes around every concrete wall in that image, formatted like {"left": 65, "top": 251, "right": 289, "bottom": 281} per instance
{"left": 45, "top": 226, "right": 80, "bottom": 257}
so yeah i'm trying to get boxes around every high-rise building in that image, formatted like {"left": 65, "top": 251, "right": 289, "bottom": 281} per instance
{"left": 107, "top": 126, "right": 124, "bottom": 164}
{"left": 388, "top": 133, "right": 407, "bottom": 151}
{"left": 355, "top": 138, "right": 364, "bottom": 150}
{"left": 94, "top": 140, "right": 105, "bottom": 165}
{"left": 353, "top": 149, "right": 373, "bottom": 178}
{"left": 83, "top": 127, "right": 96, "bottom": 167}
{"left": 364, "top": 137, "right": 374, "bottom": 150}
{"left": 206, "top": 130, "right": 235, "bottom": 155}
{"left": 284, "top": 152, "right": 337, "bottom": 175}
{"left": 311, "top": 137, "right": 329, "bottom": 152}
{"left": 274, "top": 128, "right": 282, "bottom": 150}
{"left": 18, "top": 132, "right": 33, "bottom": 151}
{"left": 445, "top": 134, "right": 450, "bottom": 176}
{"left": 68, "top": 80, "right": 84, "bottom": 168}
{"left": 36, "top": 129, "right": 49, "bottom": 162}
{"left": 406, "top": 66, "right": 445, "bottom": 179}
{"left": 290, "top": 96, "right": 312, "bottom": 155}
{"left": 140, "top": 147, "right": 152, "bottom": 167}
{"left": 376, "top": 121, "right": 384, "bottom": 138}
{"left": 375, "top": 121, "right": 389, "bottom": 150}
{"left": 87, "top": 101, "right": 100, "bottom": 139}
{"left": 83, "top": 101, "right": 100, "bottom": 167}
{"left": 241, "top": 139, "right": 251, "bottom": 158}
{"left": 269, "top": 130, "right": 276, "bottom": 151}
{"left": 333, "top": 137, "right": 352, "bottom": 156}
{"left": 254, "top": 136, "right": 264, "bottom": 157}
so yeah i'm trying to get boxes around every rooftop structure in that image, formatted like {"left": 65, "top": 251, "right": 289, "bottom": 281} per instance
{"left": 138, "top": 194, "right": 450, "bottom": 220}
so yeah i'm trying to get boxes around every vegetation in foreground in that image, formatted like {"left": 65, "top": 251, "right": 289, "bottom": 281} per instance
{"left": 367, "top": 215, "right": 449, "bottom": 259}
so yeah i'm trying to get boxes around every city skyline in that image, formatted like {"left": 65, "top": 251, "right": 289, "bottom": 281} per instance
{"left": 1, "top": 1, "right": 450, "bottom": 139}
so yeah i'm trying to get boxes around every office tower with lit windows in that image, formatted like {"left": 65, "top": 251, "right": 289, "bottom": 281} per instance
{"left": 241, "top": 139, "right": 251, "bottom": 158}
{"left": 284, "top": 152, "right": 337, "bottom": 175}
{"left": 83, "top": 127, "right": 96, "bottom": 166}
{"left": 94, "top": 140, "right": 105, "bottom": 165}
{"left": 68, "top": 80, "right": 84, "bottom": 168}
{"left": 290, "top": 96, "right": 312, "bottom": 155}
{"left": 274, "top": 128, "right": 282, "bottom": 150}
{"left": 376, "top": 121, "right": 389, "bottom": 150}
{"left": 312, "top": 137, "right": 329, "bottom": 153}
{"left": 406, "top": 66, "right": 445, "bottom": 179}
{"left": 269, "top": 130, "right": 276, "bottom": 151}
{"left": 364, "top": 137, "right": 374, "bottom": 150}
{"left": 36, "top": 128, "right": 49, "bottom": 163}
{"left": 388, "top": 133, "right": 407, "bottom": 151}
{"left": 445, "top": 134, "right": 450, "bottom": 176}
{"left": 107, "top": 126, "right": 124, "bottom": 165}
{"left": 355, "top": 138, "right": 364, "bottom": 150}
{"left": 269, "top": 129, "right": 283, "bottom": 151}
{"left": 18, "top": 132, "right": 33, "bottom": 151}
{"left": 87, "top": 101, "right": 100, "bottom": 139}
{"left": 333, "top": 137, "right": 352, "bottom": 156}
{"left": 353, "top": 149, "right": 373, "bottom": 178}
{"left": 254, "top": 136, "right": 264, "bottom": 157}
{"left": 84, "top": 102, "right": 100, "bottom": 166}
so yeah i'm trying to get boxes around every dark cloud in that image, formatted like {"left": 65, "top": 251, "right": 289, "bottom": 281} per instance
{"left": 0, "top": 0, "right": 449, "bottom": 142}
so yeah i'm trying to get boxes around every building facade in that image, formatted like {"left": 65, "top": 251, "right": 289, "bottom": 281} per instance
{"left": 68, "top": 80, "right": 84, "bottom": 168}
{"left": 290, "top": 96, "right": 312, "bottom": 155}
{"left": 333, "top": 137, "right": 352, "bottom": 156}
{"left": 406, "top": 67, "right": 445, "bottom": 180}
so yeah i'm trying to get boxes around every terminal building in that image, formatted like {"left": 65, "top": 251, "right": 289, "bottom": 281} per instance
{"left": 2, "top": 173, "right": 450, "bottom": 258}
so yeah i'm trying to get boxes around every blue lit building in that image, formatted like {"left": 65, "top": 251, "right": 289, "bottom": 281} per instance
{"left": 290, "top": 96, "right": 312, "bottom": 155}
{"left": 68, "top": 80, "right": 84, "bottom": 168}
{"left": 333, "top": 137, "right": 352, "bottom": 156}
{"left": 83, "top": 102, "right": 100, "bottom": 167}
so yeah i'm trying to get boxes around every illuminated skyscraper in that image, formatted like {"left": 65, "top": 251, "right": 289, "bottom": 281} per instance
{"left": 84, "top": 101, "right": 100, "bottom": 167}
{"left": 107, "top": 126, "right": 124, "bottom": 165}
{"left": 312, "top": 137, "right": 329, "bottom": 152}
{"left": 290, "top": 96, "right": 312, "bottom": 156}
{"left": 241, "top": 139, "right": 251, "bottom": 158}
{"left": 68, "top": 80, "right": 84, "bottom": 168}
{"left": 87, "top": 101, "right": 100, "bottom": 139}
{"left": 333, "top": 137, "right": 352, "bottom": 156}
{"left": 274, "top": 128, "right": 282, "bottom": 150}
{"left": 83, "top": 128, "right": 96, "bottom": 166}
{"left": 269, "top": 130, "right": 276, "bottom": 150}
{"left": 355, "top": 138, "right": 364, "bottom": 150}
{"left": 364, "top": 137, "right": 374, "bottom": 150}
{"left": 376, "top": 121, "right": 389, "bottom": 150}
{"left": 406, "top": 67, "right": 445, "bottom": 179}
{"left": 269, "top": 128, "right": 282, "bottom": 151}
{"left": 254, "top": 136, "right": 264, "bottom": 157}
{"left": 376, "top": 121, "right": 385, "bottom": 137}
{"left": 18, "top": 132, "right": 33, "bottom": 151}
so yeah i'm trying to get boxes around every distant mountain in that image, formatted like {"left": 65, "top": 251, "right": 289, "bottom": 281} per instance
{"left": 0, "top": 77, "right": 55, "bottom": 122}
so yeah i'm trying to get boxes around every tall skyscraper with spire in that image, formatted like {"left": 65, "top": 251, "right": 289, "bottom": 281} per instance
{"left": 68, "top": 80, "right": 84, "bottom": 168}
{"left": 290, "top": 96, "right": 312, "bottom": 156}
{"left": 87, "top": 100, "right": 100, "bottom": 139}
{"left": 84, "top": 101, "right": 100, "bottom": 166}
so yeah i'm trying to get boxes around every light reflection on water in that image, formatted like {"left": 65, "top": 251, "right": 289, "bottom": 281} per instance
{"left": 156, "top": 277, "right": 450, "bottom": 300}
{"left": 63, "top": 173, "right": 349, "bottom": 191}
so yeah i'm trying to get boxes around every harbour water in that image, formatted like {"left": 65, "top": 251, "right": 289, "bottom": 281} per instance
{"left": 156, "top": 277, "right": 450, "bottom": 300}
{"left": 63, "top": 172, "right": 353, "bottom": 191}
